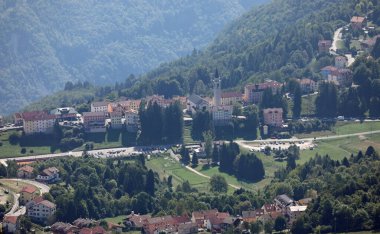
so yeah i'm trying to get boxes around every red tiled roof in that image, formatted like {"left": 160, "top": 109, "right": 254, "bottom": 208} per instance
{"left": 221, "top": 92, "right": 242, "bottom": 99}
{"left": 351, "top": 16, "right": 365, "bottom": 23}
{"left": 40, "top": 200, "right": 56, "bottom": 209}
{"left": 18, "top": 165, "right": 34, "bottom": 173}
{"left": 321, "top": 66, "right": 338, "bottom": 71}
{"left": 22, "top": 111, "right": 56, "bottom": 121}
{"left": 32, "top": 196, "right": 44, "bottom": 204}
{"left": 21, "top": 185, "right": 37, "bottom": 194}
{"left": 4, "top": 215, "right": 18, "bottom": 224}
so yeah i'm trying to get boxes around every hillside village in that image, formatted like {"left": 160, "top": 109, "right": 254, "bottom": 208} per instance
{"left": 1, "top": 1, "right": 380, "bottom": 234}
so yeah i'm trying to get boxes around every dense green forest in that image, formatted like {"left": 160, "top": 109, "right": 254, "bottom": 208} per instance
{"left": 0, "top": 0, "right": 266, "bottom": 115}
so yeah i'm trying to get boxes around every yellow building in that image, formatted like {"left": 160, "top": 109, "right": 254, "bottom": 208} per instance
{"left": 20, "top": 185, "right": 38, "bottom": 205}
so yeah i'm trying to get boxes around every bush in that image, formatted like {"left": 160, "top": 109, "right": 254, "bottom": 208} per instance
{"left": 9, "top": 132, "right": 20, "bottom": 145}
{"left": 0, "top": 141, "right": 3, "bottom": 146}
{"left": 20, "top": 148, "right": 27, "bottom": 154}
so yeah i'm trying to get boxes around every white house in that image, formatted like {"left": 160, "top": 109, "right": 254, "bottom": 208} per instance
{"left": 187, "top": 94, "right": 210, "bottom": 114}
{"left": 27, "top": 196, "right": 56, "bottom": 224}
{"left": 36, "top": 167, "right": 60, "bottom": 183}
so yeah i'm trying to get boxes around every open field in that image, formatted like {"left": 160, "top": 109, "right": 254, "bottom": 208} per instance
{"left": 295, "top": 121, "right": 380, "bottom": 139}
{"left": 104, "top": 215, "right": 127, "bottom": 225}
{"left": 146, "top": 155, "right": 210, "bottom": 192}
{"left": 0, "top": 180, "right": 39, "bottom": 194}
{"left": 0, "top": 130, "right": 58, "bottom": 158}
{"left": 299, "top": 133, "right": 380, "bottom": 164}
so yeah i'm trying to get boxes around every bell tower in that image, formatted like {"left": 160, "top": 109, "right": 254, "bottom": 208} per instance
{"left": 213, "top": 77, "right": 221, "bottom": 106}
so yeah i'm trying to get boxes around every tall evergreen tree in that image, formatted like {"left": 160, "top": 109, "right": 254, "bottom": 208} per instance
{"left": 293, "top": 83, "right": 302, "bottom": 119}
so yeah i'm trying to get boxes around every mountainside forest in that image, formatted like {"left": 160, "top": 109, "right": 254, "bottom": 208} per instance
{"left": 0, "top": 0, "right": 266, "bottom": 115}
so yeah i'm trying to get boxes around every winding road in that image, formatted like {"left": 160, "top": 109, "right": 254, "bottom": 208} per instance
{"left": 0, "top": 178, "right": 50, "bottom": 216}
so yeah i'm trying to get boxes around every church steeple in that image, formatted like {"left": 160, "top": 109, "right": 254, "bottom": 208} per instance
{"left": 213, "top": 70, "right": 221, "bottom": 106}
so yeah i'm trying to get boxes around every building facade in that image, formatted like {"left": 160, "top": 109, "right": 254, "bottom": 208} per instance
{"left": 83, "top": 112, "right": 107, "bottom": 132}
{"left": 22, "top": 111, "right": 56, "bottom": 135}
{"left": 36, "top": 167, "right": 60, "bottom": 183}
{"left": 263, "top": 108, "right": 283, "bottom": 127}
{"left": 20, "top": 185, "right": 38, "bottom": 205}
{"left": 27, "top": 197, "right": 56, "bottom": 224}
{"left": 91, "top": 101, "right": 109, "bottom": 112}
{"left": 221, "top": 92, "right": 242, "bottom": 106}
{"left": 109, "top": 111, "right": 123, "bottom": 129}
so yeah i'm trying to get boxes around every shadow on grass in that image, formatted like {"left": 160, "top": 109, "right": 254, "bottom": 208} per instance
{"left": 107, "top": 129, "right": 121, "bottom": 142}
{"left": 85, "top": 132, "right": 106, "bottom": 143}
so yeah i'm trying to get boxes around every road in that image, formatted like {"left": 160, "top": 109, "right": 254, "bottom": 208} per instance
{"left": 5, "top": 191, "right": 19, "bottom": 215}
{"left": 0, "top": 178, "right": 50, "bottom": 194}
{"left": 329, "top": 26, "right": 356, "bottom": 66}
{"left": 1, "top": 178, "right": 48, "bottom": 217}
{"left": 330, "top": 27, "right": 343, "bottom": 53}
{"left": 236, "top": 130, "right": 380, "bottom": 150}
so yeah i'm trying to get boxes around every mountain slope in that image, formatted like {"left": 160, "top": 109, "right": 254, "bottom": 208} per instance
{"left": 124, "top": 0, "right": 355, "bottom": 96}
{"left": 0, "top": 0, "right": 266, "bottom": 115}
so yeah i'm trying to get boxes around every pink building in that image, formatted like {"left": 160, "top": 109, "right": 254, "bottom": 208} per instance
{"left": 244, "top": 80, "right": 283, "bottom": 104}
{"left": 263, "top": 108, "right": 283, "bottom": 127}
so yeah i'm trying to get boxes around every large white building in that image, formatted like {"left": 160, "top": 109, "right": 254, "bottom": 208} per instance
{"left": 91, "top": 101, "right": 109, "bottom": 112}
{"left": 125, "top": 109, "right": 139, "bottom": 132}
{"left": 22, "top": 111, "right": 56, "bottom": 135}
{"left": 27, "top": 197, "right": 56, "bottom": 224}
{"left": 211, "top": 105, "right": 233, "bottom": 123}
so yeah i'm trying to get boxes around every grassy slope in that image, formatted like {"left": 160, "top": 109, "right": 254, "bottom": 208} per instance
{"left": 0, "top": 130, "right": 59, "bottom": 158}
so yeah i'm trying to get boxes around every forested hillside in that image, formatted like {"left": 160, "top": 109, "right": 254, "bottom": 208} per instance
{"left": 23, "top": 0, "right": 361, "bottom": 113}
{"left": 123, "top": 0, "right": 356, "bottom": 98}
{"left": 0, "top": 0, "right": 266, "bottom": 115}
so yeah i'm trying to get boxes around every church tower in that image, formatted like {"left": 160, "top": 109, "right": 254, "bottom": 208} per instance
{"left": 213, "top": 76, "right": 221, "bottom": 106}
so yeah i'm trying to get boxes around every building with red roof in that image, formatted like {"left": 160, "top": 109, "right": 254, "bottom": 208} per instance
{"left": 3, "top": 215, "right": 20, "bottom": 233}
{"left": 20, "top": 185, "right": 38, "bottom": 205}
{"left": 21, "top": 111, "right": 56, "bottom": 135}
{"left": 17, "top": 165, "right": 35, "bottom": 179}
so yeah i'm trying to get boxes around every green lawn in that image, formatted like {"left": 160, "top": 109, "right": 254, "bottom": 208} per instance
{"left": 299, "top": 133, "right": 380, "bottom": 164}
{"left": 287, "top": 94, "right": 317, "bottom": 118}
{"left": 0, "top": 130, "right": 59, "bottom": 158}
{"left": 295, "top": 121, "right": 380, "bottom": 139}
{"left": 103, "top": 215, "right": 127, "bottom": 225}
{"left": 183, "top": 125, "right": 197, "bottom": 144}
{"left": 146, "top": 155, "right": 210, "bottom": 192}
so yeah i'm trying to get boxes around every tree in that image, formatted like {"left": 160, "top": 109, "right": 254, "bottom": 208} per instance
{"left": 191, "top": 152, "right": 199, "bottom": 167}
{"left": 264, "top": 220, "right": 273, "bottom": 234}
{"left": 0, "top": 164, "right": 7, "bottom": 177}
{"left": 146, "top": 169, "right": 155, "bottom": 196}
{"left": 210, "top": 175, "right": 228, "bottom": 193}
{"left": 203, "top": 131, "right": 214, "bottom": 165}
{"left": 274, "top": 215, "right": 287, "bottom": 231}
{"left": 292, "top": 83, "right": 302, "bottom": 119}
{"left": 291, "top": 215, "right": 312, "bottom": 234}
{"left": 234, "top": 153, "right": 265, "bottom": 182}
{"left": 211, "top": 144, "right": 219, "bottom": 165}
{"left": 316, "top": 82, "right": 338, "bottom": 118}
{"left": 371, "top": 37, "right": 380, "bottom": 59}
{"left": 9, "top": 132, "right": 20, "bottom": 145}
{"left": 180, "top": 145, "right": 190, "bottom": 165}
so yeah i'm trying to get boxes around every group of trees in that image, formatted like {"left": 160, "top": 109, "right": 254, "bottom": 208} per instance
{"left": 264, "top": 146, "right": 380, "bottom": 233}
{"left": 315, "top": 51, "right": 380, "bottom": 119}
{"left": 217, "top": 142, "right": 265, "bottom": 182}
{"left": 139, "top": 101, "right": 183, "bottom": 144}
